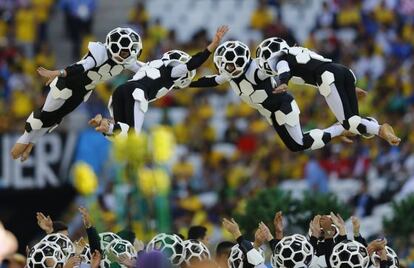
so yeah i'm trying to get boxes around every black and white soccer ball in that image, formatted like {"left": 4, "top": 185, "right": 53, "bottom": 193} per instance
{"left": 228, "top": 244, "right": 244, "bottom": 268}
{"left": 162, "top": 50, "right": 196, "bottom": 88}
{"left": 183, "top": 239, "right": 211, "bottom": 265}
{"left": 100, "top": 254, "right": 111, "bottom": 268}
{"left": 330, "top": 240, "right": 369, "bottom": 268}
{"left": 27, "top": 241, "right": 65, "bottom": 268}
{"left": 271, "top": 234, "right": 314, "bottom": 268}
{"left": 80, "top": 244, "right": 91, "bottom": 264}
{"left": 227, "top": 243, "right": 265, "bottom": 268}
{"left": 107, "top": 239, "right": 137, "bottom": 267}
{"left": 256, "top": 37, "right": 289, "bottom": 76}
{"left": 371, "top": 246, "right": 399, "bottom": 268}
{"left": 105, "top": 27, "right": 142, "bottom": 64}
{"left": 99, "top": 232, "right": 122, "bottom": 251}
{"left": 146, "top": 233, "right": 185, "bottom": 266}
{"left": 214, "top": 41, "right": 251, "bottom": 78}
{"left": 41, "top": 233, "right": 75, "bottom": 258}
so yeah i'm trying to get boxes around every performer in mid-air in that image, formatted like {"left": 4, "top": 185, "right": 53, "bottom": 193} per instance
{"left": 11, "top": 27, "right": 144, "bottom": 161}
{"left": 255, "top": 37, "right": 400, "bottom": 146}
{"left": 189, "top": 40, "right": 351, "bottom": 152}
{"left": 89, "top": 26, "right": 229, "bottom": 137}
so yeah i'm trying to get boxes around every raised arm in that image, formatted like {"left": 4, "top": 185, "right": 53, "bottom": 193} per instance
{"left": 79, "top": 207, "right": 102, "bottom": 254}
{"left": 222, "top": 218, "right": 264, "bottom": 266}
{"left": 190, "top": 74, "right": 230, "bottom": 88}
{"left": 352, "top": 216, "right": 367, "bottom": 246}
{"left": 171, "top": 25, "right": 229, "bottom": 78}
{"left": 37, "top": 42, "right": 106, "bottom": 85}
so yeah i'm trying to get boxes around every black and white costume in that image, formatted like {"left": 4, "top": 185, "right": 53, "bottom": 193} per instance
{"left": 105, "top": 49, "right": 211, "bottom": 137}
{"left": 16, "top": 41, "right": 142, "bottom": 145}
{"left": 190, "top": 58, "right": 344, "bottom": 152}
{"left": 266, "top": 46, "right": 380, "bottom": 137}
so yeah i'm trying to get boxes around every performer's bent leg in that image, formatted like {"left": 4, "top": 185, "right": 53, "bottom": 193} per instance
{"left": 12, "top": 78, "right": 87, "bottom": 160}
{"left": 317, "top": 64, "right": 400, "bottom": 145}
{"left": 270, "top": 97, "right": 345, "bottom": 152}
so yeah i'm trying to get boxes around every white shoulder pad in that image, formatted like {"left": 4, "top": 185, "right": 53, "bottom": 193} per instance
{"left": 246, "top": 248, "right": 265, "bottom": 266}
{"left": 88, "top": 42, "right": 108, "bottom": 66}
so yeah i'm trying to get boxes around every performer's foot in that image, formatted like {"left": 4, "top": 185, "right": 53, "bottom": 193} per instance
{"left": 11, "top": 143, "right": 34, "bottom": 161}
{"left": 379, "top": 124, "right": 401, "bottom": 146}
{"left": 88, "top": 114, "right": 103, "bottom": 128}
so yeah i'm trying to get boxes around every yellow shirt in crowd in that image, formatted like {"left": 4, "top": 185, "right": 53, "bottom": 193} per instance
{"left": 15, "top": 8, "right": 37, "bottom": 43}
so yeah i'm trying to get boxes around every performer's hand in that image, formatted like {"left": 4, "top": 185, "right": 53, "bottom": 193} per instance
{"left": 254, "top": 227, "right": 267, "bottom": 248}
{"left": 90, "top": 250, "right": 102, "bottom": 268}
{"left": 356, "top": 87, "right": 367, "bottom": 99}
{"left": 309, "top": 215, "right": 322, "bottom": 238}
{"left": 273, "top": 211, "right": 284, "bottom": 239}
{"left": 78, "top": 207, "right": 92, "bottom": 229}
{"left": 207, "top": 25, "right": 229, "bottom": 52}
{"left": 37, "top": 67, "right": 60, "bottom": 85}
{"left": 273, "top": 83, "right": 288, "bottom": 94}
{"left": 351, "top": 216, "right": 361, "bottom": 237}
{"left": 36, "top": 212, "right": 54, "bottom": 234}
{"left": 222, "top": 218, "right": 242, "bottom": 239}
{"left": 258, "top": 222, "right": 273, "bottom": 242}
{"left": 88, "top": 114, "right": 103, "bottom": 128}
{"left": 330, "top": 212, "right": 346, "bottom": 236}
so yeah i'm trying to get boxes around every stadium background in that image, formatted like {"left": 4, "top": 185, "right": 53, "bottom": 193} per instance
{"left": 1, "top": 0, "right": 414, "bottom": 266}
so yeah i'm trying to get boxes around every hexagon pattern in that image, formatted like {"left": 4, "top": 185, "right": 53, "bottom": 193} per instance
{"left": 146, "top": 233, "right": 185, "bottom": 266}
{"left": 275, "top": 100, "right": 300, "bottom": 127}
{"left": 319, "top": 71, "right": 335, "bottom": 97}
{"left": 51, "top": 87, "right": 72, "bottom": 100}
{"left": 271, "top": 234, "right": 313, "bottom": 268}
{"left": 27, "top": 112, "right": 43, "bottom": 130}
{"left": 239, "top": 80, "right": 255, "bottom": 95}
{"left": 330, "top": 240, "right": 369, "bottom": 268}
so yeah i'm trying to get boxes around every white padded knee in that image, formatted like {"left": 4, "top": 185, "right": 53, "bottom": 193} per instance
{"left": 275, "top": 100, "right": 300, "bottom": 127}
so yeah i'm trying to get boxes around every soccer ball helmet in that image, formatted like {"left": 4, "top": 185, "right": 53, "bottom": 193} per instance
{"left": 106, "top": 27, "right": 142, "bottom": 64}
{"left": 162, "top": 50, "right": 196, "bottom": 89}
{"left": 271, "top": 234, "right": 314, "bottom": 268}
{"left": 27, "top": 241, "right": 65, "bottom": 268}
{"left": 107, "top": 239, "right": 137, "bottom": 267}
{"left": 100, "top": 254, "right": 111, "bottom": 268}
{"left": 330, "top": 240, "right": 369, "bottom": 268}
{"left": 41, "top": 233, "right": 75, "bottom": 258}
{"left": 146, "top": 233, "right": 185, "bottom": 266}
{"left": 227, "top": 244, "right": 244, "bottom": 268}
{"left": 99, "top": 232, "right": 122, "bottom": 251}
{"left": 183, "top": 239, "right": 211, "bottom": 265}
{"left": 214, "top": 41, "right": 251, "bottom": 78}
{"left": 256, "top": 37, "right": 289, "bottom": 76}
{"left": 80, "top": 244, "right": 91, "bottom": 264}
{"left": 371, "top": 246, "right": 399, "bottom": 268}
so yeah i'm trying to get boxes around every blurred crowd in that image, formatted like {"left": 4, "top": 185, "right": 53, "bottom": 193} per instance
{"left": 1, "top": 0, "right": 414, "bottom": 266}
{"left": 0, "top": 209, "right": 404, "bottom": 268}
